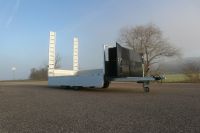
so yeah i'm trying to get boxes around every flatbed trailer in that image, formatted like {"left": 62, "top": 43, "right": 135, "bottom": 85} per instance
{"left": 48, "top": 32, "right": 163, "bottom": 92}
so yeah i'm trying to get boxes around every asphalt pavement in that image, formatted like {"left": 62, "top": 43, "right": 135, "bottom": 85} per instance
{"left": 0, "top": 81, "right": 200, "bottom": 133}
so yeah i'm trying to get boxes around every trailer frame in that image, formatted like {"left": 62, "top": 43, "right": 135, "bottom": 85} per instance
{"left": 48, "top": 32, "right": 163, "bottom": 92}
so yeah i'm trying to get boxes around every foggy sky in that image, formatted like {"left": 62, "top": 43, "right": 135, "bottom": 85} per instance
{"left": 0, "top": 0, "right": 200, "bottom": 80}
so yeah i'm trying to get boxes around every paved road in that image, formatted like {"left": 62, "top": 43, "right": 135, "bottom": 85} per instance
{"left": 0, "top": 81, "right": 200, "bottom": 133}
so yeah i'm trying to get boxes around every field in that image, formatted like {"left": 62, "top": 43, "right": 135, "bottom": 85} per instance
{"left": 164, "top": 73, "right": 200, "bottom": 83}
{"left": 0, "top": 81, "right": 200, "bottom": 133}
{"left": 164, "top": 74, "right": 188, "bottom": 83}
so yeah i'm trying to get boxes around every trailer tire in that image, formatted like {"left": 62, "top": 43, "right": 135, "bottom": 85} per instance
{"left": 102, "top": 81, "right": 110, "bottom": 88}
{"left": 144, "top": 87, "right": 150, "bottom": 93}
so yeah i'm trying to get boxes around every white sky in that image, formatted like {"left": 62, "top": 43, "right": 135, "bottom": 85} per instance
{"left": 0, "top": 0, "right": 200, "bottom": 80}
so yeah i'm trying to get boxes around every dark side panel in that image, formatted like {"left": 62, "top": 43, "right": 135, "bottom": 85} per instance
{"left": 108, "top": 47, "right": 117, "bottom": 77}
{"left": 107, "top": 43, "right": 142, "bottom": 78}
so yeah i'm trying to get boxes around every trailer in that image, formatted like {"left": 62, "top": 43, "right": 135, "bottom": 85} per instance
{"left": 48, "top": 32, "right": 163, "bottom": 92}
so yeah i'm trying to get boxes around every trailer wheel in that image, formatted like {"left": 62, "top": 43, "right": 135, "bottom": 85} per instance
{"left": 102, "top": 81, "right": 110, "bottom": 88}
{"left": 144, "top": 87, "right": 150, "bottom": 93}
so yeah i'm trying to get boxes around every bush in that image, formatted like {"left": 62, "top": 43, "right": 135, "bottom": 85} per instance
{"left": 29, "top": 67, "right": 48, "bottom": 80}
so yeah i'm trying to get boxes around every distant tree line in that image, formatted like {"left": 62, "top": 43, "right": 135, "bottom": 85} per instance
{"left": 29, "top": 54, "right": 61, "bottom": 80}
{"left": 29, "top": 66, "right": 48, "bottom": 80}
{"left": 183, "top": 61, "right": 200, "bottom": 82}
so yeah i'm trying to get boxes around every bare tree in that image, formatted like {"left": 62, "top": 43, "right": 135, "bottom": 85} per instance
{"left": 55, "top": 53, "right": 62, "bottom": 69}
{"left": 119, "top": 23, "right": 180, "bottom": 75}
{"left": 182, "top": 61, "right": 200, "bottom": 82}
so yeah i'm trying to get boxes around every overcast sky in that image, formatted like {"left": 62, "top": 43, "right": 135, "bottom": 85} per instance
{"left": 0, "top": 0, "right": 200, "bottom": 80}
